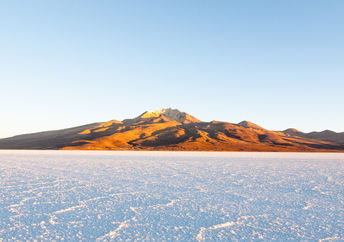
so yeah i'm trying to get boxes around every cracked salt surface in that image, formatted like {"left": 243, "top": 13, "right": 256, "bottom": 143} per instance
{"left": 0, "top": 150, "right": 343, "bottom": 241}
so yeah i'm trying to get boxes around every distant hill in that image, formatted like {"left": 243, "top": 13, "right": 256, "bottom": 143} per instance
{"left": 0, "top": 108, "right": 343, "bottom": 152}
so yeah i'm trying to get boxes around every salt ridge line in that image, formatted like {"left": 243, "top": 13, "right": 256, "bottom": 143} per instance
{"left": 196, "top": 214, "right": 271, "bottom": 241}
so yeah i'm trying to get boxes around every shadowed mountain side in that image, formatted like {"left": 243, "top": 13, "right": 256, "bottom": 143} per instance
{"left": 0, "top": 123, "right": 100, "bottom": 149}
{"left": 0, "top": 108, "right": 343, "bottom": 152}
{"left": 299, "top": 130, "right": 344, "bottom": 145}
{"left": 282, "top": 128, "right": 344, "bottom": 145}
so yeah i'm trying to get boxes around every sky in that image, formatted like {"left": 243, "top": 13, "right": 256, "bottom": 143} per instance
{"left": 0, "top": 0, "right": 343, "bottom": 138}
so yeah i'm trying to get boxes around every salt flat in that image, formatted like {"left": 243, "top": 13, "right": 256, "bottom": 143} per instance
{"left": 0, "top": 151, "right": 343, "bottom": 241}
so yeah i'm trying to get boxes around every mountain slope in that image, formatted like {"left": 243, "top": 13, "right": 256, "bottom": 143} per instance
{"left": 0, "top": 108, "right": 343, "bottom": 152}
{"left": 299, "top": 130, "right": 344, "bottom": 145}
{"left": 0, "top": 123, "right": 100, "bottom": 149}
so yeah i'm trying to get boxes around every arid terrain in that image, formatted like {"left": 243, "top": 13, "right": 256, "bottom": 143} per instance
{"left": 0, "top": 108, "right": 343, "bottom": 152}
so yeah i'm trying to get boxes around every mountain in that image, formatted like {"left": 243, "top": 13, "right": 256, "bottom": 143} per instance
{"left": 133, "top": 108, "right": 200, "bottom": 124}
{"left": 283, "top": 128, "right": 302, "bottom": 134}
{"left": 284, "top": 129, "right": 344, "bottom": 145}
{"left": 238, "top": 121, "right": 265, "bottom": 130}
{"left": 0, "top": 108, "right": 343, "bottom": 152}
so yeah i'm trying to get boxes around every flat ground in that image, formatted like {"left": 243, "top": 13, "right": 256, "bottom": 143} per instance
{"left": 0, "top": 151, "right": 343, "bottom": 241}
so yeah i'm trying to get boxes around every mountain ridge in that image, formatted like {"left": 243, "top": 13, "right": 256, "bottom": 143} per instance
{"left": 0, "top": 108, "right": 343, "bottom": 152}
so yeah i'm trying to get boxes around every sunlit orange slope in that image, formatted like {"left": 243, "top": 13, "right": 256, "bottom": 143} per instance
{"left": 0, "top": 108, "right": 343, "bottom": 152}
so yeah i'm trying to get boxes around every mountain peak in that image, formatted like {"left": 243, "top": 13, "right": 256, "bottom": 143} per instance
{"left": 238, "top": 120, "right": 264, "bottom": 130}
{"left": 283, "top": 128, "right": 302, "bottom": 134}
{"left": 137, "top": 108, "right": 200, "bottom": 124}
{"left": 139, "top": 110, "right": 163, "bottom": 119}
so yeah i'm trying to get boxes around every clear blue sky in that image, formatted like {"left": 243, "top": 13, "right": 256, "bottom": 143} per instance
{"left": 1, "top": 1, "right": 343, "bottom": 138}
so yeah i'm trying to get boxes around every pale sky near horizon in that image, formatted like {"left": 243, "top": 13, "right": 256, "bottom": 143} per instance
{"left": 0, "top": 1, "right": 343, "bottom": 138}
